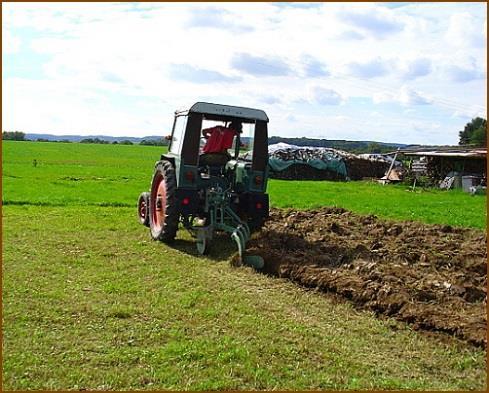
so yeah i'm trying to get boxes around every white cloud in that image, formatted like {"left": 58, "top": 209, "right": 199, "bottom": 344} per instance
{"left": 399, "top": 57, "right": 432, "bottom": 80}
{"left": 310, "top": 86, "right": 343, "bottom": 106}
{"left": 445, "top": 12, "right": 486, "bottom": 48}
{"left": 373, "top": 86, "right": 432, "bottom": 107}
{"left": 347, "top": 57, "right": 392, "bottom": 78}
{"left": 444, "top": 58, "right": 485, "bottom": 83}
{"left": 336, "top": 5, "right": 405, "bottom": 39}
{"left": 399, "top": 86, "right": 432, "bottom": 106}
{"left": 452, "top": 108, "right": 486, "bottom": 120}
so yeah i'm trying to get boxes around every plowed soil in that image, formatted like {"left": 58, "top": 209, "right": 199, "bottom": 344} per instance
{"left": 248, "top": 208, "right": 487, "bottom": 347}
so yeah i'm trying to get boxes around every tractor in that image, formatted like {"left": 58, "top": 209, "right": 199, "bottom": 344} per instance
{"left": 137, "top": 102, "right": 269, "bottom": 268}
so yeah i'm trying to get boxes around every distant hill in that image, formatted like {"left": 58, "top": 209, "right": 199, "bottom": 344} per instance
{"left": 24, "top": 133, "right": 164, "bottom": 143}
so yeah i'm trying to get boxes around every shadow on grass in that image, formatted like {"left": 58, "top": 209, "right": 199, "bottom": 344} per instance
{"left": 172, "top": 232, "right": 238, "bottom": 263}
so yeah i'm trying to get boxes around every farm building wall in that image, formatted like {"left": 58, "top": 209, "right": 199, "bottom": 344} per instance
{"left": 424, "top": 156, "right": 486, "bottom": 180}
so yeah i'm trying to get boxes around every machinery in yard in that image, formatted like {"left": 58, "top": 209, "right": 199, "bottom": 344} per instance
{"left": 137, "top": 102, "right": 270, "bottom": 268}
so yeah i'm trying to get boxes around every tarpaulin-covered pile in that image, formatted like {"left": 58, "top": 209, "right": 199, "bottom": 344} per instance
{"left": 346, "top": 154, "right": 395, "bottom": 180}
{"left": 268, "top": 143, "right": 348, "bottom": 180}
{"left": 267, "top": 143, "right": 396, "bottom": 180}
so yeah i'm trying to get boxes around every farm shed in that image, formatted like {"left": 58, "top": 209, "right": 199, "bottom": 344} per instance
{"left": 267, "top": 143, "right": 399, "bottom": 180}
{"left": 399, "top": 147, "right": 487, "bottom": 181}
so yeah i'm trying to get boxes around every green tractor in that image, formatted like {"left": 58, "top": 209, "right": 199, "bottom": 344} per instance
{"left": 137, "top": 102, "right": 269, "bottom": 268}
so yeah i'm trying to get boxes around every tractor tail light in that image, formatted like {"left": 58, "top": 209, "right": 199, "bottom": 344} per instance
{"left": 182, "top": 197, "right": 190, "bottom": 206}
{"left": 256, "top": 202, "right": 262, "bottom": 209}
{"left": 185, "top": 171, "right": 194, "bottom": 182}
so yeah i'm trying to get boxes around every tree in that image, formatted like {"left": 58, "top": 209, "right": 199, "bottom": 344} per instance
{"left": 459, "top": 117, "right": 486, "bottom": 146}
{"left": 470, "top": 126, "right": 487, "bottom": 147}
{"left": 2, "top": 131, "right": 26, "bottom": 141}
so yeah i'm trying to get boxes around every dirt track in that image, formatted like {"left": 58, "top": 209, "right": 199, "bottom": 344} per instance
{"left": 248, "top": 208, "right": 487, "bottom": 347}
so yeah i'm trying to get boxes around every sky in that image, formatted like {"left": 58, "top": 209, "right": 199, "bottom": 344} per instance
{"left": 2, "top": 2, "right": 487, "bottom": 145}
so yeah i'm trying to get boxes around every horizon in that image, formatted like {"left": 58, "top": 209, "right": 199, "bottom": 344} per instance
{"left": 3, "top": 2, "right": 487, "bottom": 145}
{"left": 7, "top": 131, "right": 460, "bottom": 147}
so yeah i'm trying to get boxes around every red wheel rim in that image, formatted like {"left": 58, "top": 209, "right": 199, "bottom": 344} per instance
{"left": 151, "top": 174, "right": 167, "bottom": 232}
{"left": 138, "top": 197, "right": 147, "bottom": 220}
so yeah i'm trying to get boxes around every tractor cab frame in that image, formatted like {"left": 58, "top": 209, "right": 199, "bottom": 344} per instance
{"left": 138, "top": 102, "right": 270, "bottom": 268}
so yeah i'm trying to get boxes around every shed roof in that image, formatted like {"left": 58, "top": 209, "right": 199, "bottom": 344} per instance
{"left": 396, "top": 147, "right": 486, "bottom": 158}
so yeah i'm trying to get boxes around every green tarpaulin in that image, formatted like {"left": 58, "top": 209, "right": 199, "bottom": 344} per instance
{"left": 269, "top": 156, "right": 347, "bottom": 177}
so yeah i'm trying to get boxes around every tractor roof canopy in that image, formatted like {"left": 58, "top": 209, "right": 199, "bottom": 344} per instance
{"left": 176, "top": 102, "right": 269, "bottom": 123}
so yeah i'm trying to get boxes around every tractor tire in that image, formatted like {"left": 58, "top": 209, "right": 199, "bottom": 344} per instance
{"left": 137, "top": 191, "right": 150, "bottom": 227}
{"left": 149, "top": 161, "right": 179, "bottom": 242}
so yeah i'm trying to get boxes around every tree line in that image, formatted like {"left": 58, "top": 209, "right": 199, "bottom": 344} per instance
{"left": 2, "top": 131, "right": 168, "bottom": 146}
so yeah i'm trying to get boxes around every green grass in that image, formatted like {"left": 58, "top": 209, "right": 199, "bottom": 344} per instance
{"left": 268, "top": 179, "right": 486, "bottom": 229}
{"left": 1, "top": 140, "right": 487, "bottom": 390}
{"left": 2, "top": 205, "right": 486, "bottom": 390}
{"left": 2, "top": 141, "right": 164, "bottom": 207}
{"left": 2, "top": 141, "right": 486, "bottom": 228}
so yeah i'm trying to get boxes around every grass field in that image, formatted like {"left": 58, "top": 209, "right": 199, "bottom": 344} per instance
{"left": 2, "top": 141, "right": 487, "bottom": 390}
{"left": 2, "top": 141, "right": 485, "bottom": 228}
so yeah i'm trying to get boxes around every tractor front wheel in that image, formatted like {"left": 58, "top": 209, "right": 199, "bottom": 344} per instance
{"left": 149, "top": 161, "right": 179, "bottom": 242}
{"left": 137, "top": 191, "right": 150, "bottom": 227}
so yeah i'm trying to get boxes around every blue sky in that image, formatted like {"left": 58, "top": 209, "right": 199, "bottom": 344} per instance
{"left": 2, "top": 2, "right": 487, "bottom": 144}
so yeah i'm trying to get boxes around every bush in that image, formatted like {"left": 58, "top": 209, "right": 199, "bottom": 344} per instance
{"left": 80, "top": 138, "right": 109, "bottom": 144}
{"left": 139, "top": 138, "right": 167, "bottom": 146}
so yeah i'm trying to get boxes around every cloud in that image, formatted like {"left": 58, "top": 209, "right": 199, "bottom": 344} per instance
{"left": 311, "top": 86, "right": 342, "bottom": 105}
{"left": 186, "top": 7, "right": 253, "bottom": 33}
{"left": 259, "top": 95, "right": 281, "bottom": 105}
{"left": 452, "top": 108, "right": 486, "bottom": 119}
{"left": 301, "top": 55, "right": 330, "bottom": 78}
{"left": 347, "top": 58, "right": 390, "bottom": 78}
{"left": 231, "top": 53, "right": 291, "bottom": 77}
{"left": 100, "top": 71, "right": 124, "bottom": 84}
{"left": 168, "top": 64, "right": 241, "bottom": 84}
{"left": 445, "top": 12, "right": 486, "bottom": 48}
{"left": 445, "top": 64, "right": 485, "bottom": 83}
{"left": 400, "top": 57, "right": 432, "bottom": 80}
{"left": 337, "top": 8, "right": 404, "bottom": 38}
{"left": 399, "top": 87, "right": 432, "bottom": 106}
{"left": 337, "top": 30, "right": 365, "bottom": 40}
{"left": 30, "top": 37, "right": 72, "bottom": 54}
{"left": 373, "top": 86, "right": 432, "bottom": 106}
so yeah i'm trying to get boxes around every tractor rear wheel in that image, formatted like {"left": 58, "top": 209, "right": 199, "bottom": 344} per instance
{"left": 137, "top": 191, "right": 150, "bottom": 227}
{"left": 149, "top": 161, "right": 179, "bottom": 242}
